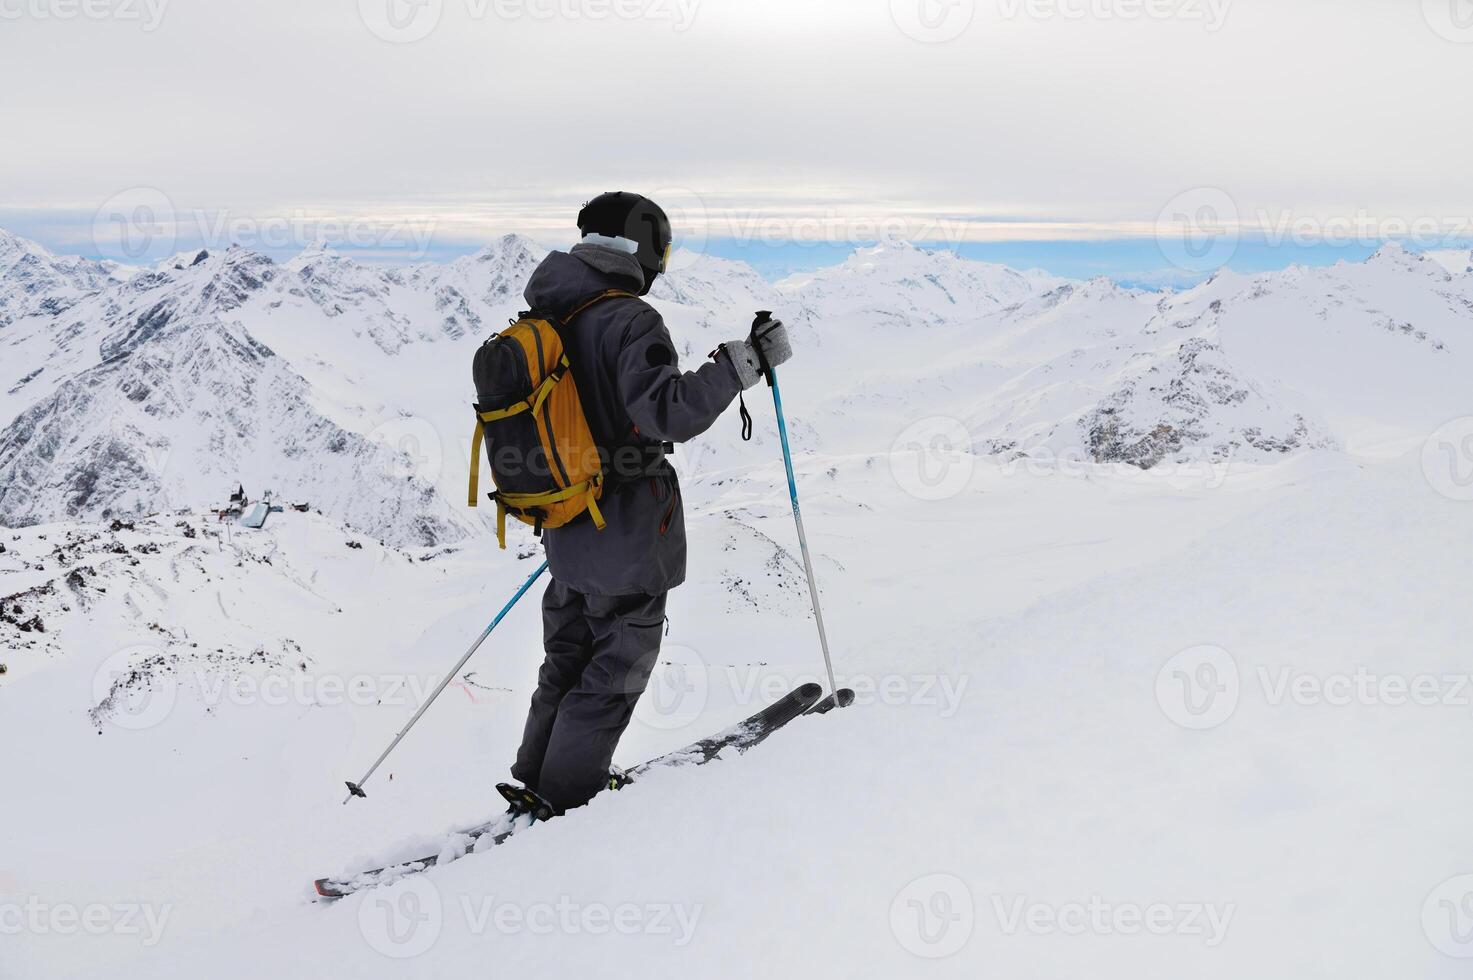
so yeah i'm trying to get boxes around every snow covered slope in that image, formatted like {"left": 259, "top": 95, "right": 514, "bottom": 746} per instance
{"left": 4, "top": 451, "right": 1471, "bottom": 980}
{"left": 3, "top": 230, "right": 1472, "bottom": 979}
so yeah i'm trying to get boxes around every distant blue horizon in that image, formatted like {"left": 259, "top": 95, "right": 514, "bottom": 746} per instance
{"left": 3, "top": 209, "right": 1468, "bottom": 292}
{"left": 697, "top": 238, "right": 1440, "bottom": 289}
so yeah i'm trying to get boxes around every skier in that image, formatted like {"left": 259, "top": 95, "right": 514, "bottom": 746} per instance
{"left": 507, "top": 191, "right": 792, "bottom": 815}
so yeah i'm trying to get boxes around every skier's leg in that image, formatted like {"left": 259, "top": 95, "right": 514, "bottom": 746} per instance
{"left": 511, "top": 579, "right": 594, "bottom": 789}
{"left": 535, "top": 591, "right": 668, "bottom": 812}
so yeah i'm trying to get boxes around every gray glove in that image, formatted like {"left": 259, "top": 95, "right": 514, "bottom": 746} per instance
{"left": 725, "top": 313, "right": 792, "bottom": 390}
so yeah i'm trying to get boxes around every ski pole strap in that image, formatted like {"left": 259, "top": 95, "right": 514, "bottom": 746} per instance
{"left": 737, "top": 391, "right": 753, "bottom": 441}
{"left": 751, "top": 310, "right": 775, "bottom": 387}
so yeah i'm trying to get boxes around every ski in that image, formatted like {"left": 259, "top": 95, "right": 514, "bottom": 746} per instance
{"left": 805, "top": 688, "right": 856, "bottom": 716}
{"left": 622, "top": 681, "right": 827, "bottom": 780}
{"left": 312, "top": 813, "right": 529, "bottom": 899}
{"left": 313, "top": 683, "right": 831, "bottom": 900}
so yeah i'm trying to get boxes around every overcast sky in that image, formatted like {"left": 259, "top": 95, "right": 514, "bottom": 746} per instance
{"left": 2, "top": 0, "right": 1470, "bottom": 273}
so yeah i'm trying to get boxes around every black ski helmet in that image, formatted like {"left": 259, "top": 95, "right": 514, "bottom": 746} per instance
{"left": 577, "top": 191, "right": 672, "bottom": 291}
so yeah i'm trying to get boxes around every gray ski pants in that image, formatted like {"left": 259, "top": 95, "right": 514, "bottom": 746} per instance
{"left": 511, "top": 579, "right": 667, "bottom": 812}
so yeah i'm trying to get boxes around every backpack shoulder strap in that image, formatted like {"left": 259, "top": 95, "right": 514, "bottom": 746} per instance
{"left": 563, "top": 288, "right": 637, "bottom": 324}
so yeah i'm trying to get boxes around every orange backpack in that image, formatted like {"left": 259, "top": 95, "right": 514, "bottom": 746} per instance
{"left": 467, "top": 289, "right": 632, "bottom": 548}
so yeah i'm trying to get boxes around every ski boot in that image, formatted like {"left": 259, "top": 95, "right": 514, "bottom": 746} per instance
{"left": 496, "top": 782, "right": 558, "bottom": 823}
{"left": 607, "top": 764, "right": 632, "bottom": 791}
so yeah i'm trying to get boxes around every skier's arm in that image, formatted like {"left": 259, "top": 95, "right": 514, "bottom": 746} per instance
{"left": 616, "top": 308, "right": 743, "bottom": 443}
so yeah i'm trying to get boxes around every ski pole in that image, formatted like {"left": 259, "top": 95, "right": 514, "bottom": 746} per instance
{"left": 341, "top": 559, "right": 549, "bottom": 804}
{"left": 751, "top": 312, "right": 840, "bottom": 701}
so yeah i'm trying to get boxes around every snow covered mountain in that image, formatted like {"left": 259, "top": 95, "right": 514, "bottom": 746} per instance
{"left": 1, "top": 231, "right": 1469, "bottom": 544}
{"left": 830, "top": 246, "right": 1472, "bottom": 468}
{"left": 4, "top": 229, "right": 1472, "bottom": 980}
{"left": 0, "top": 247, "right": 476, "bottom": 546}
{"left": 0, "top": 230, "right": 125, "bottom": 326}
{"left": 0, "top": 236, "right": 562, "bottom": 546}
{"left": 776, "top": 238, "right": 1062, "bottom": 328}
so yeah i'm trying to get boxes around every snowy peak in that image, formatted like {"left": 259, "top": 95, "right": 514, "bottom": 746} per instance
{"left": 0, "top": 229, "right": 119, "bottom": 324}
{"left": 777, "top": 241, "right": 1062, "bottom": 327}
{"left": 653, "top": 250, "right": 782, "bottom": 316}
{"left": 2, "top": 226, "right": 1472, "bottom": 544}
{"left": 153, "top": 248, "right": 213, "bottom": 272}
{"left": 1364, "top": 241, "right": 1451, "bottom": 280}
{"left": 98, "top": 247, "right": 280, "bottom": 359}
{"left": 0, "top": 228, "right": 50, "bottom": 266}
{"left": 0, "top": 304, "right": 468, "bottom": 546}
{"left": 438, "top": 233, "right": 548, "bottom": 306}
{"left": 464, "top": 232, "right": 546, "bottom": 267}
{"left": 1078, "top": 337, "right": 1334, "bottom": 467}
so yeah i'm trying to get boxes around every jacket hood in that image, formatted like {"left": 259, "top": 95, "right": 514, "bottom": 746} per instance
{"left": 523, "top": 245, "right": 646, "bottom": 313}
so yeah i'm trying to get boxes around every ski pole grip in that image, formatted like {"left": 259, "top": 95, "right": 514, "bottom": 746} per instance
{"left": 751, "top": 310, "right": 775, "bottom": 387}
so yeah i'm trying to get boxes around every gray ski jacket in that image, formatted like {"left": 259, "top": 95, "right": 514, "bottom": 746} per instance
{"left": 522, "top": 244, "right": 743, "bottom": 595}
